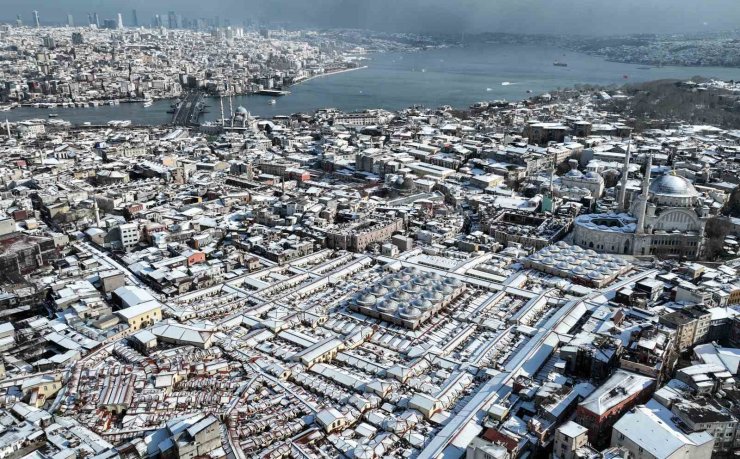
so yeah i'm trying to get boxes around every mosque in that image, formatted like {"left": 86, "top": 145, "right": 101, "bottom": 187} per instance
{"left": 572, "top": 151, "right": 710, "bottom": 259}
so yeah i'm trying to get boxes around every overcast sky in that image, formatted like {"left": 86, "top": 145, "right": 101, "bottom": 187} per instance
{"left": 4, "top": 0, "right": 740, "bottom": 35}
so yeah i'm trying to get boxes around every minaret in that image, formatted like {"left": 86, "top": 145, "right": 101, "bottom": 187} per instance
{"left": 94, "top": 200, "right": 101, "bottom": 227}
{"left": 636, "top": 152, "right": 652, "bottom": 234}
{"left": 219, "top": 95, "right": 225, "bottom": 126}
{"left": 228, "top": 95, "right": 234, "bottom": 127}
{"left": 617, "top": 136, "right": 632, "bottom": 212}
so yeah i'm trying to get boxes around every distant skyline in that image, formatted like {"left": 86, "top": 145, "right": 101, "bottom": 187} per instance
{"left": 3, "top": 0, "right": 740, "bottom": 35}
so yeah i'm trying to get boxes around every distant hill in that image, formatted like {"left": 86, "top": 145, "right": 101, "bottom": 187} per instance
{"left": 602, "top": 78, "right": 740, "bottom": 130}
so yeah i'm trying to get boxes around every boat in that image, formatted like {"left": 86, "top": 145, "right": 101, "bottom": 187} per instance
{"left": 48, "top": 113, "right": 58, "bottom": 118}
{"left": 143, "top": 99, "right": 153, "bottom": 108}
{"left": 269, "top": 99, "right": 276, "bottom": 105}
{"left": 501, "top": 82, "right": 513, "bottom": 86}
{"left": 553, "top": 61, "right": 568, "bottom": 67}
{"left": 486, "top": 88, "right": 492, "bottom": 92}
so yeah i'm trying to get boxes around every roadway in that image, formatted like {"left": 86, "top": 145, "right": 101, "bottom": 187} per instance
{"left": 171, "top": 91, "right": 204, "bottom": 126}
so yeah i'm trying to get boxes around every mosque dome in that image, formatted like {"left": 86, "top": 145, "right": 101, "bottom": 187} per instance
{"left": 649, "top": 174, "right": 698, "bottom": 198}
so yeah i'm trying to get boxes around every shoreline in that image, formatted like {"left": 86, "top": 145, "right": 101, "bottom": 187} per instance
{"left": 0, "top": 66, "right": 371, "bottom": 112}
{"left": 292, "top": 65, "right": 370, "bottom": 86}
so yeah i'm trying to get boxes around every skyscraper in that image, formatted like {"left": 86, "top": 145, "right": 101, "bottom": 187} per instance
{"left": 88, "top": 13, "right": 93, "bottom": 25}
{"left": 94, "top": 12, "right": 100, "bottom": 28}
{"left": 132, "top": 9, "right": 138, "bottom": 27}
{"left": 32, "top": 10, "right": 40, "bottom": 28}
{"left": 15, "top": 14, "right": 22, "bottom": 27}
{"left": 117, "top": 13, "right": 124, "bottom": 29}
{"left": 168, "top": 11, "right": 177, "bottom": 29}
{"left": 67, "top": 14, "right": 74, "bottom": 27}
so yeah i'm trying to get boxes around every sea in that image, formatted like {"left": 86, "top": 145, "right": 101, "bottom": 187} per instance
{"left": 4, "top": 43, "right": 740, "bottom": 126}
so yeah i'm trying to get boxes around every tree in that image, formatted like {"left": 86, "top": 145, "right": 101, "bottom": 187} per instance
{"left": 722, "top": 185, "right": 740, "bottom": 217}
{"left": 704, "top": 217, "right": 732, "bottom": 261}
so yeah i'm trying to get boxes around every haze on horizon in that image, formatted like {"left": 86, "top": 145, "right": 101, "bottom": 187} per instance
{"left": 4, "top": 0, "right": 740, "bottom": 36}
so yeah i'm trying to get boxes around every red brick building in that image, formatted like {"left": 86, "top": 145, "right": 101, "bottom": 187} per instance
{"left": 575, "top": 370, "right": 655, "bottom": 447}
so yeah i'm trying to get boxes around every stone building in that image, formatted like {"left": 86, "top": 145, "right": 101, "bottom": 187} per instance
{"left": 573, "top": 154, "right": 709, "bottom": 259}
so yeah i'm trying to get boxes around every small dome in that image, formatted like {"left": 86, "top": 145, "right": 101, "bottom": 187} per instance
{"left": 357, "top": 294, "right": 377, "bottom": 307}
{"left": 588, "top": 272, "right": 605, "bottom": 280}
{"left": 412, "top": 276, "right": 432, "bottom": 287}
{"left": 399, "top": 306, "right": 422, "bottom": 319}
{"left": 566, "top": 169, "right": 583, "bottom": 178}
{"left": 412, "top": 298, "right": 433, "bottom": 311}
{"left": 383, "top": 278, "right": 401, "bottom": 289}
{"left": 422, "top": 291, "right": 444, "bottom": 303}
{"left": 377, "top": 299, "right": 399, "bottom": 314}
{"left": 372, "top": 285, "right": 389, "bottom": 296}
{"left": 443, "top": 277, "right": 462, "bottom": 287}
{"left": 402, "top": 283, "right": 421, "bottom": 294}
{"left": 572, "top": 266, "right": 587, "bottom": 275}
{"left": 427, "top": 272, "right": 442, "bottom": 281}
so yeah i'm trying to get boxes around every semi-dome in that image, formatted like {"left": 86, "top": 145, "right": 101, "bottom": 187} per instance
{"left": 649, "top": 173, "right": 698, "bottom": 197}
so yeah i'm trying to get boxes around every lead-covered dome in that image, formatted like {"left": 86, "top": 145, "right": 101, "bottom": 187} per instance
{"left": 649, "top": 174, "right": 698, "bottom": 198}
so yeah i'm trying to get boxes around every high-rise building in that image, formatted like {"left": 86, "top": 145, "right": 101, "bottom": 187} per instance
{"left": 32, "top": 10, "right": 40, "bottom": 28}
{"left": 117, "top": 13, "right": 124, "bottom": 29}
{"left": 168, "top": 11, "right": 177, "bottom": 29}
{"left": 93, "top": 12, "right": 100, "bottom": 28}
{"left": 88, "top": 13, "right": 93, "bottom": 25}
{"left": 67, "top": 14, "right": 74, "bottom": 27}
{"left": 16, "top": 14, "right": 22, "bottom": 27}
{"left": 131, "top": 9, "right": 138, "bottom": 27}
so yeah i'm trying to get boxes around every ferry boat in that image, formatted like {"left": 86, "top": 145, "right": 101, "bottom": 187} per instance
{"left": 48, "top": 113, "right": 58, "bottom": 118}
